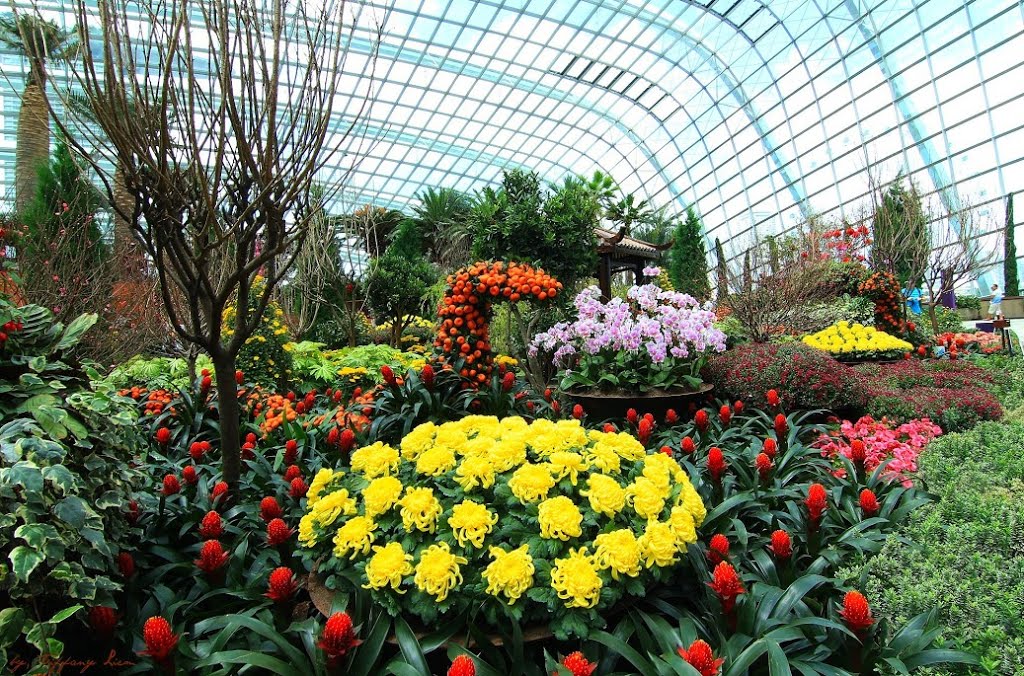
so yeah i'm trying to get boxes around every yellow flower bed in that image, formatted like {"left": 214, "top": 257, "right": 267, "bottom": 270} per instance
{"left": 802, "top": 320, "right": 912, "bottom": 360}
{"left": 299, "top": 416, "right": 705, "bottom": 637}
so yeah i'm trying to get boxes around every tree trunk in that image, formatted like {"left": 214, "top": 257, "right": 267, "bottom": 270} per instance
{"left": 15, "top": 82, "right": 50, "bottom": 214}
{"left": 212, "top": 353, "right": 242, "bottom": 487}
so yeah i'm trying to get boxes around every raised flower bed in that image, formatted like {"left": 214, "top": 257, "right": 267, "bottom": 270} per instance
{"left": 802, "top": 321, "right": 912, "bottom": 363}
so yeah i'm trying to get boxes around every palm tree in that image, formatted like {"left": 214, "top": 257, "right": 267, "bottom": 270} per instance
{"left": 0, "top": 14, "right": 77, "bottom": 213}
{"left": 412, "top": 186, "right": 473, "bottom": 270}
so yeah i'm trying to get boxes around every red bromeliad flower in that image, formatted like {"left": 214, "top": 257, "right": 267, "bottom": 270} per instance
{"left": 665, "top": 408, "right": 679, "bottom": 425}
{"left": 501, "top": 371, "right": 515, "bottom": 392}
{"left": 235, "top": 369, "right": 244, "bottom": 384}
{"left": 766, "top": 389, "right": 780, "bottom": 407}
{"left": 755, "top": 453, "right": 772, "bottom": 480}
{"left": 265, "top": 567, "right": 297, "bottom": 603}
{"left": 381, "top": 365, "right": 396, "bottom": 386}
{"left": 327, "top": 427, "right": 340, "bottom": 447}
{"left": 140, "top": 616, "right": 178, "bottom": 663}
{"left": 117, "top": 552, "right": 135, "bottom": 578}
{"left": 200, "top": 375, "right": 212, "bottom": 392}
{"left": 289, "top": 477, "right": 308, "bottom": 499}
{"left": 284, "top": 439, "right": 298, "bottom": 464}
{"left": 708, "top": 534, "right": 729, "bottom": 564}
{"left": 127, "top": 499, "right": 140, "bottom": 525}
{"left": 198, "top": 511, "right": 223, "bottom": 539}
{"left": 762, "top": 438, "right": 777, "bottom": 459}
{"left": 694, "top": 409, "right": 709, "bottom": 433}
{"left": 708, "top": 562, "right": 745, "bottom": 614}
{"left": 260, "top": 496, "right": 283, "bottom": 522}
{"left": 195, "top": 540, "right": 229, "bottom": 575}
{"left": 774, "top": 413, "right": 788, "bottom": 438}
{"left": 241, "top": 442, "right": 256, "bottom": 461}
{"left": 602, "top": 423, "right": 616, "bottom": 433}
{"left": 189, "top": 441, "right": 208, "bottom": 461}
{"left": 557, "top": 652, "right": 597, "bottom": 676}
{"left": 211, "top": 481, "right": 229, "bottom": 502}
{"left": 626, "top": 408, "right": 639, "bottom": 425}
{"left": 339, "top": 429, "right": 356, "bottom": 453}
{"left": 88, "top": 606, "right": 118, "bottom": 640}
{"left": 421, "top": 363, "right": 435, "bottom": 389}
{"left": 859, "top": 488, "right": 880, "bottom": 516}
{"left": 549, "top": 400, "right": 560, "bottom": 414}
{"left": 707, "top": 447, "right": 726, "bottom": 482}
{"left": 769, "top": 529, "right": 792, "bottom": 559}
{"left": 246, "top": 432, "right": 258, "bottom": 446}
{"left": 155, "top": 427, "right": 171, "bottom": 446}
{"left": 319, "top": 612, "right": 361, "bottom": 664}
{"left": 850, "top": 439, "right": 866, "bottom": 465}
{"left": 448, "top": 654, "right": 476, "bottom": 676}
{"left": 718, "top": 404, "right": 732, "bottom": 426}
{"left": 733, "top": 399, "right": 744, "bottom": 414}
{"left": 677, "top": 639, "right": 724, "bottom": 676}
{"left": 806, "top": 483, "right": 828, "bottom": 527}
{"left": 637, "top": 417, "right": 653, "bottom": 445}
{"left": 182, "top": 466, "right": 198, "bottom": 485}
{"left": 680, "top": 436, "right": 696, "bottom": 455}
{"left": 283, "top": 465, "right": 302, "bottom": 482}
{"left": 161, "top": 474, "right": 180, "bottom": 496}
{"left": 572, "top": 404, "right": 584, "bottom": 420}
{"left": 267, "top": 518, "right": 294, "bottom": 546}
{"left": 839, "top": 590, "right": 874, "bottom": 634}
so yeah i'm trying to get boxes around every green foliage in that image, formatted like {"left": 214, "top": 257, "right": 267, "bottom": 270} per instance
{"left": 0, "top": 299, "right": 144, "bottom": 670}
{"left": 224, "top": 279, "right": 293, "bottom": 390}
{"left": 860, "top": 421, "right": 1024, "bottom": 674}
{"left": 413, "top": 187, "right": 474, "bottom": 271}
{"left": 364, "top": 254, "right": 437, "bottom": 347}
{"left": 955, "top": 294, "right": 981, "bottom": 311}
{"left": 929, "top": 305, "right": 964, "bottom": 334}
{"left": 871, "top": 177, "right": 930, "bottom": 285}
{"left": 1004, "top": 193, "right": 1018, "bottom": 296}
{"left": 668, "top": 207, "right": 710, "bottom": 300}
{"left": 821, "top": 260, "right": 871, "bottom": 297}
{"left": 714, "top": 238, "right": 728, "bottom": 299}
{"left": 470, "top": 169, "right": 599, "bottom": 291}
{"left": 103, "top": 354, "right": 215, "bottom": 391}
{"left": 804, "top": 294, "right": 876, "bottom": 333}
{"left": 971, "top": 354, "right": 1024, "bottom": 410}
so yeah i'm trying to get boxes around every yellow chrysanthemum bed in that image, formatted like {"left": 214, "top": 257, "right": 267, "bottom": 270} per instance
{"left": 299, "top": 416, "right": 705, "bottom": 638}
{"left": 802, "top": 320, "right": 913, "bottom": 361}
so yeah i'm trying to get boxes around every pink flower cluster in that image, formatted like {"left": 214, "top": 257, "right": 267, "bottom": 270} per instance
{"left": 816, "top": 416, "right": 941, "bottom": 486}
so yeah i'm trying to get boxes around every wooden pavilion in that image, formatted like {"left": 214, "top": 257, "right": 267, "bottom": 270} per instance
{"left": 595, "top": 226, "right": 671, "bottom": 300}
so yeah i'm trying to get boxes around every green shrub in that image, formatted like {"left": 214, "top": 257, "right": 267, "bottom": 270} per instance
{"left": 861, "top": 421, "right": 1024, "bottom": 674}
{"left": 956, "top": 294, "right": 982, "bottom": 311}
{"left": 224, "top": 278, "right": 293, "bottom": 390}
{"left": 804, "top": 294, "right": 876, "bottom": 332}
{"left": 0, "top": 301, "right": 145, "bottom": 668}
{"left": 971, "top": 354, "right": 1024, "bottom": 409}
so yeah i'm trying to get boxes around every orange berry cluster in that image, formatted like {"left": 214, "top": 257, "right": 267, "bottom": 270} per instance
{"left": 858, "top": 271, "right": 904, "bottom": 335}
{"left": 250, "top": 393, "right": 298, "bottom": 435}
{"left": 143, "top": 389, "right": 173, "bottom": 416}
{"left": 435, "top": 261, "right": 561, "bottom": 384}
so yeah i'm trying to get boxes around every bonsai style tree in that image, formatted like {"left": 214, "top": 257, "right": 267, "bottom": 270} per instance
{"left": 1005, "top": 193, "right": 1018, "bottom": 296}
{"left": 44, "top": 0, "right": 380, "bottom": 486}
{"left": 0, "top": 14, "right": 77, "bottom": 213}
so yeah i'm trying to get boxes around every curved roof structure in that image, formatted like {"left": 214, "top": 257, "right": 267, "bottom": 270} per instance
{"left": 2, "top": 0, "right": 1023, "bottom": 283}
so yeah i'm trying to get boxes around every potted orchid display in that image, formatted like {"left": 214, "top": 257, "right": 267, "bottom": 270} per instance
{"left": 530, "top": 266, "right": 727, "bottom": 419}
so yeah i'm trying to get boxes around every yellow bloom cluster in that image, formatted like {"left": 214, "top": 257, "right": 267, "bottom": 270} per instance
{"left": 802, "top": 321, "right": 912, "bottom": 357}
{"left": 301, "top": 416, "right": 705, "bottom": 618}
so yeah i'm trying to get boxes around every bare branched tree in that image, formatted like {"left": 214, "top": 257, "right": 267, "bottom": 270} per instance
{"left": 31, "top": 0, "right": 381, "bottom": 485}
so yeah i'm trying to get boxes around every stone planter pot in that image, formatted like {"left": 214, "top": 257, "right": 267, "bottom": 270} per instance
{"left": 566, "top": 383, "right": 714, "bottom": 421}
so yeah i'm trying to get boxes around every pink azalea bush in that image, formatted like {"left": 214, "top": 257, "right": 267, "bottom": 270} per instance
{"left": 816, "top": 416, "right": 942, "bottom": 486}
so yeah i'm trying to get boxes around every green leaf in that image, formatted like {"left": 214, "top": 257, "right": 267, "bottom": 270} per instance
{"left": 766, "top": 640, "right": 792, "bottom": 676}
{"left": 3, "top": 461, "right": 43, "bottom": 492}
{"left": 0, "top": 608, "right": 26, "bottom": 647}
{"left": 902, "top": 649, "right": 979, "bottom": 670}
{"left": 9, "top": 546, "right": 43, "bottom": 583}
{"left": 14, "top": 524, "right": 60, "bottom": 549}
{"left": 348, "top": 614, "right": 391, "bottom": 676}
{"left": 393, "top": 616, "right": 430, "bottom": 676}
{"left": 591, "top": 630, "right": 657, "bottom": 676}
{"left": 54, "top": 314, "right": 98, "bottom": 352}
{"left": 53, "top": 496, "right": 90, "bottom": 529}
{"left": 48, "top": 605, "right": 83, "bottom": 624}
{"left": 192, "top": 649, "right": 306, "bottom": 675}
{"left": 42, "top": 465, "right": 78, "bottom": 494}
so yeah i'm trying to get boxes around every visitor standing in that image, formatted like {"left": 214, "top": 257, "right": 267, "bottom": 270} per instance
{"left": 990, "top": 284, "right": 1004, "bottom": 320}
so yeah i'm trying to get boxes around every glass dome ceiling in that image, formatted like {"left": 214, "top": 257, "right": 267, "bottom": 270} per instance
{"left": 1, "top": 0, "right": 1023, "bottom": 277}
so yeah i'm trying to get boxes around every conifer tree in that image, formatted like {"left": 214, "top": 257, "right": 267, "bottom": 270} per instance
{"left": 668, "top": 206, "right": 710, "bottom": 300}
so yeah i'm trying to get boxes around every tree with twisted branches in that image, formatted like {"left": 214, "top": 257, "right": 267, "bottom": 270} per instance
{"left": 35, "top": 0, "right": 380, "bottom": 486}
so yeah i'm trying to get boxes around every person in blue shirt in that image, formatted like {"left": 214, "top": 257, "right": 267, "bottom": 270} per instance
{"left": 903, "top": 280, "right": 922, "bottom": 315}
{"left": 990, "top": 284, "right": 1004, "bottom": 319}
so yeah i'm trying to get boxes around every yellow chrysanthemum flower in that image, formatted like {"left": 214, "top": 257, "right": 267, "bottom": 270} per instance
{"left": 416, "top": 445, "right": 457, "bottom": 477}
{"left": 628, "top": 477, "right": 668, "bottom": 520}
{"left": 400, "top": 422, "right": 436, "bottom": 461}
{"left": 508, "top": 462, "right": 556, "bottom": 503}
{"left": 593, "top": 529, "right": 642, "bottom": 579}
{"left": 310, "top": 488, "right": 357, "bottom": 529}
{"left": 398, "top": 487, "right": 443, "bottom": 533}
{"left": 638, "top": 520, "right": 678, "bottom": 568}
{"left": 297, "top": 512, "right": 318, "bottom": 548}
{"left": 583, "top": 443, "right": 621, "bottom": 474}
{"left": 332, "top": 515, "right": 376, "bottom": 559}
{"left": 677, "top": 478, "right": 707, "bottom": 526}
{"left": 668, "top": 505, "right": 697, "bottom": 550}
{"left": 362, "top": 476, "right": 404, "bottom": 518}
{"left": 350, "top": 442, "right": 400, "bottom": 478}
{"left": 307, "top": 468, "right": 341, "bottom": 506}
{"left": 363, "top": 542, "right": 413, "bottom": 592}
{"left": 454, "top": 455, "right": 496, "bottom": 492}
{"left": 548, "top": 451, "right": 588, "bottom": 485}
{"left": 537, "top": 495, "right": 583, "bottom": 541}
{"left": 580, "top": 473, "right": 626, "bottom": 516}
{"left": 488, "top": 439, "right": 528, "bottom": 472}
{"left": 447, "top": 500, "right": 498, "bottom": 548}
{"left": 414, "top": 542, "right": 467, "bottom": 602}
{"left": 482, "top": 544, "right": 534, "bottom": 604}
{"left": 550, "top": 547, "right": 602, "bottom": 608}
